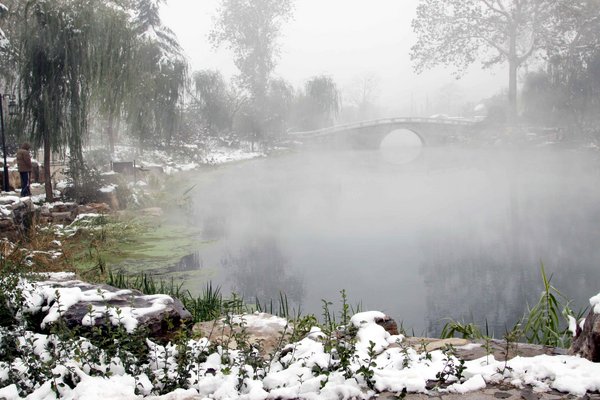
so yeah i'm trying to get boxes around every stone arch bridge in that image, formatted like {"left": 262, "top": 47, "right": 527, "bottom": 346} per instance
{"left": 288, "top": 117, "right": 479, "bottom": 149}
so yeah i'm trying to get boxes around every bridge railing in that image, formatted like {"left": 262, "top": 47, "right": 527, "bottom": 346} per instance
{"left": 289, "top": 117, "right": 476, "bottom": 137}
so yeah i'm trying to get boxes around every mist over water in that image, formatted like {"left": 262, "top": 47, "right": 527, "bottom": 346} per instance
{"left": 186, "top": 143, "right": 600, "bottom": 336}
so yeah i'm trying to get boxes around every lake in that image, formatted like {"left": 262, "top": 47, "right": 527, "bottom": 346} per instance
{"left": 169, "top": 142, "right": 600, "bottom": 337}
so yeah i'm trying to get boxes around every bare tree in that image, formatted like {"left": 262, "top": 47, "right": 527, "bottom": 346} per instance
{"left": 345, "top": 72, "right": 381, "bottom": 121}
{"left": 209, "top": 0, "right": 293, "bottom": 102}
{"left": 411, "top": 0, "right": 555, "bottom": 124}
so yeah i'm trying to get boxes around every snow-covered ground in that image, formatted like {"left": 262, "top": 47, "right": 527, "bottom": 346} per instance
{"left": 1, "top": 273, "right": 600, "bottom": 399}
{"left": 111, "top": 140, "right": 265, "bottom": 175}
{"left": 0, "top": 142, "right": 265, "bottom": 217}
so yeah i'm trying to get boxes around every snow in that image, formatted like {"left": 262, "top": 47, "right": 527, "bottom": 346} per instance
{"left": 457, "top": 343, "right": 482, "bottom": 351}
{"left": 447, "top": 374, "right": 487, "bottom": 393}
{"left": 202, "top": 148, "right": 265, "bottom": 166}
{"left": 3, "top": 280, "right": 600, "bottom": 399}
{"left": 99, "top": 184, "right": 117, "bottom": 193}
{"left": 17, "top": 276, "right": 173, "bottom": 333}
{"left": 1, "top": 144, "right": 599, "bottom": 397}
{"left": 590, "top": 292, "right": 600, "bottom": 314}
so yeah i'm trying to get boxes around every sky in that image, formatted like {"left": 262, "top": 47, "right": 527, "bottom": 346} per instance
{"left": 160, "top": 0, "right": 507, "bottom": 116}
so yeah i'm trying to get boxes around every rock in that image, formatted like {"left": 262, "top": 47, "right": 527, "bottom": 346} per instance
{"left": 375, "top": 314, "right": 399, "bottom": 335}
{"left": 140, "top": 207, "right": 163, "bottom": 217}
{"left": 570, "top": 308, "right": 600, "bottom": 362}
{"left": 28, "top": 275, "right": 192, "bottom": 343}
{"left": 192, "top": 313, "right": 290, "bottom": 357}
{"left": 98, "top": 190, "right": 120, "bottom": 210}
{"left": 0, "top": 197, "right": 35, "bottom": 239}
{"left": 36, "top": 202, "right": 79, "bottom": 224}
{"left": 77, "top": 202, "right": 111, "bottom": 214}
{"left": 423, "top": 337, "right": 470, "bottom": 352}
{"left": 49, "top": 202, "right": 78, "bottom": 214}
{"left": 50, "top": 211, "right": 75, "bottom": 223}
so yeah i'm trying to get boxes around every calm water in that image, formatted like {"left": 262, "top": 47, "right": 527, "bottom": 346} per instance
{"left": 178, "top": 144, "right": 600, "bottom": 336}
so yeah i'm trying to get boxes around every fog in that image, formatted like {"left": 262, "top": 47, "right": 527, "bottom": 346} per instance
{"left": 160, "top": 0, "right": 506, "bottom": 115}
{"left": 176, "top": 138, "right": 600, "bottom": 336}
{"left": 151, "top": 0, "right": 600, "bottom": 336}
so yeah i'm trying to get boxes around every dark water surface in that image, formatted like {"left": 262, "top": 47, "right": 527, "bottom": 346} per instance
{"left": 179, "top": 146, "right": 600, "bottom": 336}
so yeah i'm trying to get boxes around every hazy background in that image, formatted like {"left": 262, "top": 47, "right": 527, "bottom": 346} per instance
{"left": 161, "top": 0, "right": 507, "bottom": 116}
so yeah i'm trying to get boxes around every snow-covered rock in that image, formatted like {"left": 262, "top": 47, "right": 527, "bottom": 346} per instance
{"left": 570, "top": 292, "right": 600, "bottom": 362}
{"left": 22, "top": 274, "right": 192, "bottom": 342}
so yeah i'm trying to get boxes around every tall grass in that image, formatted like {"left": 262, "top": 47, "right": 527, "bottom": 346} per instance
{"left": 441, "top": 263, "right": 586, "bottom": 348}
{"left": 107, "top": 270, "right": 245, "bottom": 323}
{"left": 522, "top": 263, "right": 585, "bottom": 348}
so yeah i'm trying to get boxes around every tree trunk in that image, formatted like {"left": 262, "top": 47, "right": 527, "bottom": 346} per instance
{"left": 107, "top": 110, "right": 115, "bottom": 154}
{"left": 508, "top": 23, "right": 518, "bottom": 126}
{"left": 43, "top": 133, "right": 53, "bottom": 202}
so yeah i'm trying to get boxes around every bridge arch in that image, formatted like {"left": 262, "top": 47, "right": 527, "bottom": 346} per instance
{"left": 289, "top": 117, "right": 477, "bottom": 149}
{"left": 380, "top": 128, "right": 424, "bottom": 147}
{"left": 356, "top": 125, "right": 429, "bottom": 149}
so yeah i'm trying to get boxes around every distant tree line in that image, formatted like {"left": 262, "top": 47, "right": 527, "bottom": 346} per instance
{"left": 411, "top": 0, "right": 600, "bottom": 138}
{"left": 0, "top": 0, "right": 344, "bottom": 199}
{"left": 0, "top": 0, "right": 187, "bottom": 199}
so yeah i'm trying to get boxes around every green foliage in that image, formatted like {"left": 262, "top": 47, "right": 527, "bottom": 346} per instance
{"left": 191, "top": 69, "right": 236, "bottom": 137}
{"left": 314, "top": 290, "right": 361, "bottom": 380}
{"left": 209, "top": 0, "right": 293, "bottom": 97}
{"left": 522, "top": 264, "right": 579, "bottom": 348}
{"left": 435, "top": 345, "right": 466, "bottom": 387}
{"left": 209, "top": 0, "right": 293, "bottom": 146}
{"left": 440, "top": 263, "right": 584, "bottom": 349}
{"left": 295, "top": 75, "right": 340, "bottom": 130}
{"left": 440, "top": 320, "right": 487, "bottom": 340}
{"left": 83, "top": 148, "right": 112, "bottom": 170}
{"left": 63, "top": 162, "right": 107, "bottom": 204}
{"left": 107, "top": 270, "right": 248, "bottom": 324}
{"left": 356, "top": 340, "right": 378, "bottom": 389}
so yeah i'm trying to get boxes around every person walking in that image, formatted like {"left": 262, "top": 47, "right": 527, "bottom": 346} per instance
{"left": 16, "top": 142, "right": 32, "bottom": 197}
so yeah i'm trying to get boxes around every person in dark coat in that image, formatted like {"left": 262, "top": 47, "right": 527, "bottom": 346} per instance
{"left": 16, "top": 142, "right": 32, "bottom": 197}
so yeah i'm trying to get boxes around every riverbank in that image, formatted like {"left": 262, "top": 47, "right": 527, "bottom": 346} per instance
{"left": 2, "top": 142, "right": 600, "bottom": 398}
{"left": 1, "top": 271, "right": 599, "bottom": 400}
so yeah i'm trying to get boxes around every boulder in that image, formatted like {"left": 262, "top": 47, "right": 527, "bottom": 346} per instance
{"left": 570, "top": 307, "right": 600, "bottom": 362}
{"left": 98, "top": 189, "right": 120, "bottom": 210}
{"left": 38, "top": 202, "right": 79, "bottom": 224}
{"left": 27, "top": 274, "right": 192, "bottom": 343}
{"left": 0, "top": 197, "right": 35, "bottom": 239}
{"left": 193, "top": 313, "right": 290, "bottom": 357}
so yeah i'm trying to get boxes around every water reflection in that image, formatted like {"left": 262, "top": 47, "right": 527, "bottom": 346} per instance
{"left": 220, "top": 236, "right": 305, "bottom": 307}
{"left": 166, "top": 251, "right": 204, "bottom": 273}
{"left": 184, "top": 147, "right": 600, "bottom": 336}
{"left": 380, "top": 129, "right": 423, "bottom": 165}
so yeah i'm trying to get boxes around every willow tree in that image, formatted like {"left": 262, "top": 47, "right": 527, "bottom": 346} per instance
{"left": 89, "top": 0, "right": 138, "bottom": 154}
{"left": 192, "top": 69, "right": 236, "bottom": 136}
{"left": 126, "top": 0, "right": 187, "bottom": 151}
{"left": 302, "top": 75, "right": 340, "bottom": 130}
{"left": 411, "top": 0, "right": 555, "bottom": 124}
{"left": 17, "top": 0, "right": 97, "bottom": 200}
{"left": 0, "top": 3, "right": 7, "bottom": 42}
